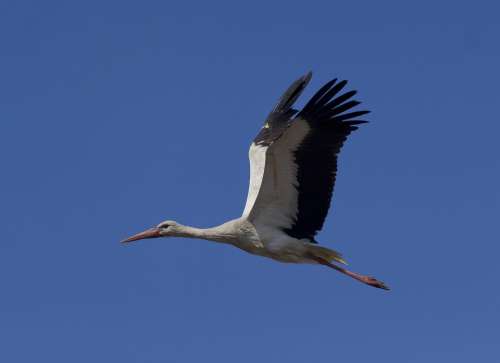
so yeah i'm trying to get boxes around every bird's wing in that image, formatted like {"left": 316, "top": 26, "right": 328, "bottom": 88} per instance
{"left": 242, "top": 73, "right": 369, "bottom": 242}
{"left": 242, "top": 72, "right": 312, "bottom": 220}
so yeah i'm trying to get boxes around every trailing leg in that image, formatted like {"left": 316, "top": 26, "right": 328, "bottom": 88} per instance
{"left": 308, "top": 254, "right": 389, "bottom": 290}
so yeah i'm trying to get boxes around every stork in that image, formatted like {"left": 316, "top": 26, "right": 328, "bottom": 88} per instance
{"left": 122, "top": 72, "right": 389, "bottom": 290}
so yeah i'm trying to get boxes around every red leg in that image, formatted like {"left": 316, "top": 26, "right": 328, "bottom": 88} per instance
{"left": 309, "top": 255, "right": 389, "bottom": 290}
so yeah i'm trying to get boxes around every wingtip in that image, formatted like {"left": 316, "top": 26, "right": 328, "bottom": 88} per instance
{"left": 303, "top": 71, "right": 313, "bottom": 82}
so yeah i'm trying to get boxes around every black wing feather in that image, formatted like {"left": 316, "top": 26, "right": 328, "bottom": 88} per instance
{"left": 303, "top": 79, "right": 338, "bottom": 108}
{"left": 283, "top": 79, "right": 369, "bottom": 242}
{"left": 253, "top": 72, "right": 312, "bottom": 146}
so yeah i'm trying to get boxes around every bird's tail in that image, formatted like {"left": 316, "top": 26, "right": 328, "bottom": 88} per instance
{"left": 306, "top": 244, "right": 347, "bottom": 265}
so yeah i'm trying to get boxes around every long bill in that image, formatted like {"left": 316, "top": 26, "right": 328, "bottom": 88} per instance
{"left": 121, "top": 227, "right": 161, "bottom": 243}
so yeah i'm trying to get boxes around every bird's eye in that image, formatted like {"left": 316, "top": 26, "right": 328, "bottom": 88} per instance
{"left": 160, "top": 224, "right": 170, "bottom": 229}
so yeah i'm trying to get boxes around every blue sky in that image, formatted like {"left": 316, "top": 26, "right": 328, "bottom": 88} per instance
{"left": 1, "top": 0, "right": 499, "bottom": 362}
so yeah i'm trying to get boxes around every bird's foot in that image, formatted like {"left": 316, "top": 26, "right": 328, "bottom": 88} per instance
{"left": 354, "top": 275, "right": 390, "bottom": 290}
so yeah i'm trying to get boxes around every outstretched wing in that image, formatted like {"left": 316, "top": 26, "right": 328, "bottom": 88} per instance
{"left": 242, "top": 72, "right": 312, "bottom": 219}
{"left": 242, "top": 73, "right": 369, "bottom": 242}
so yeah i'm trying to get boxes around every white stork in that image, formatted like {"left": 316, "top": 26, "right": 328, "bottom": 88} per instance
{"left": 122, "top": 72, "right": 388, "bottom": 290}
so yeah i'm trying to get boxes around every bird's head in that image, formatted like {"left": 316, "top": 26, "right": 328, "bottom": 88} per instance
{"left": 121, "top": 220, "right": 180, "bottom": 243}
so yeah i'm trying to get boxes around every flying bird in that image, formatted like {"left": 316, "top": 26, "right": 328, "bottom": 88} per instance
{"left": 122, "top": 72, "right": 388, "bottom": 290}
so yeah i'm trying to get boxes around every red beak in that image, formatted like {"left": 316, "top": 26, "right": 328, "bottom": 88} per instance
{"left": 121, "top": 227, "right": 161, "bottom": 243}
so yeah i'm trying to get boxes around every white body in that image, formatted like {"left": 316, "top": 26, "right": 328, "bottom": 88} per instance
{"left": 168, "top": 218, "right": 326, "bottom": 264}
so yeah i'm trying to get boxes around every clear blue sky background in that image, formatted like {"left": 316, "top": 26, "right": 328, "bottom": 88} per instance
{"left": 1, "top": 1, "right": 499, "bottom": 362}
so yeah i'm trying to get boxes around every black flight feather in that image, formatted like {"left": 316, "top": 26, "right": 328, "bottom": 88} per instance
{"left": 253, "top": 72, "right": 312, "bottom": 146}
{"left": 283, "top": 78, "right": 369, "bottom": 242}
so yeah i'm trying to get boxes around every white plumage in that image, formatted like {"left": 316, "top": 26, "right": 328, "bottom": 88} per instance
{"left": 122, "top": 72, "right": 388, "bottom": 290}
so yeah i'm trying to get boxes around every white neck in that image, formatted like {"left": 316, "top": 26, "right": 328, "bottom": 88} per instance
{"left": 172, "top": 223, "right": 237, "bottom": 244}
